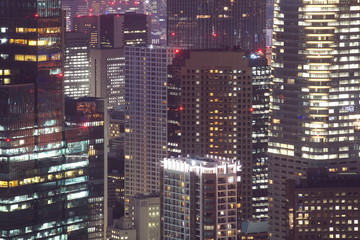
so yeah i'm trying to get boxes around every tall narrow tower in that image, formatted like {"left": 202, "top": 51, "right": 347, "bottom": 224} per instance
{"left": 269, "top": 0, "right": 360, "bottom": 239}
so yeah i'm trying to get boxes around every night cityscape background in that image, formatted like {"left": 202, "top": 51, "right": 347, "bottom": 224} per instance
{"left": 0, "top": 0, "right": 359, "bottom": 240}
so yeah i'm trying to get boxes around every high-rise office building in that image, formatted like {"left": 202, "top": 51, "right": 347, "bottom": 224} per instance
{"left": 74, "top": 13, "right": 150, "bottom": 109}
{"left": 62, "top": 0, "right": 88, "bottom": 31}
{"left": 143, "top": 0, "right": 167, "bottom": 45}
{"left": 64, "top": 32, "right": 91, "bottom": 98}
{"left": 73, "top": 13, "right": 150, "bottom": 49}
{"left": 89, "top": 48, "right": 125, "bottom": 109}
{"left": 269, "top": 1, "right": 360, "bottom": 239}
{"left": 167, "top": 0, "right": 266, "bottom": 50}
{"left": 107, "top": 217, "right": 137, "bottom": 240}
{"left": 64, "top": 97, "right": 106, "bottom": 240}
{"left": 129, "top": 194, "right": 161, "bottom": 240}
{"left": 124, "top": 46, "right": 175, "bottom": 198}
{"left": 247, "top": 52, "right": 271, "bottom": 220}
{"left": 286, "top": 169, "right": 360, "bottom": 240}
{"left": 162, "top": 156, "right": 241, "bottom": 240}
{"left": 0, "top": 1, "right": 98, "bottom": 239}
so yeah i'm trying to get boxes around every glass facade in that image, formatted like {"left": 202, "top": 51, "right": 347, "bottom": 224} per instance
{"left": 269, "top": 0, "right": 360, "bottom": 239}
{"left": 65, "top": 97, "right": 105, "bottom": 240}
{"left": 167, "top": 0, "right": 266, "bottom": 50}
{"left": 0, "top": 1, "right": 104, "bottom": 239}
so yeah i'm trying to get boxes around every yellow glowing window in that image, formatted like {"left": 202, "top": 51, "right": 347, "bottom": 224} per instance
{"left": 37, "top": 40, "right": 47, "bottom": 46}
{"left": 0, "top": 181, "right": 8, "bottom": 188}
{"left": 4, "top": 69, "right": 10, "bottom": 75}
{"left": 4, "top": 78, "right": 10, "bottom": 84}
{"left": 15, "top": 28, "right": 37, "bottom": 33}
{"left": 15, "top": 55, "right": 25, "bottom": 61}
{"left": 10, "top": 39, "right": 27, "bottom": 45}
{"left": 8, "top": 181, "right": 18, "bottom": 187}
{"left": 273, "top": 119, "right": 280, "bottom": 124}
{"left": 196, "top": 15, "right": 211, "bottom": 18}
{"left": 28, "top": 40, "right": 37, "bottom": 46}
{"left": 37, "top": 55, "right": 47, "bottom": 62}
{"left": 24, "top": 55, "right": 37, "bottom": 61}
{"left": 51, "top": 53, "right": 61, "bottom": 60}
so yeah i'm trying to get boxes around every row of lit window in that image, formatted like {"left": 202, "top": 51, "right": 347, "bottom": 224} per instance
{"left": 16, "top": 27, "right": 61, "bottom": 34}
{"left": 15, "top": 54, "right": 61, "bottom": 62}
{"left": 0, "top": 169, "right": 84, "bottom": 188}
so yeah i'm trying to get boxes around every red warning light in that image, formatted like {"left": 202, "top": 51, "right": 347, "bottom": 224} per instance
{"left": 178, "top": 106, "right": 184, "bottom": 111}
{"left": 175, "top": 49, "right": 181, "bottom": 54}
{"left": 171, "top": 32, "right": 176, "bottom": 36}
{"left": 212, "top": 33, "right": 217, "bottom": 37}
{"left": 5, "top": 138, "right": 11, "bottom": 142}
{"left": 58, "top": 73, "right": 63, "bottom": 77}
{"left": 34, "top": 13, "right": 39, "bottom": 18}
{"left": 249, "top": 107, "right": 254, "bottom": 112}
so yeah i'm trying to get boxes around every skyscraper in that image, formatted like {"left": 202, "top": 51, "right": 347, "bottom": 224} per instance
{"left": 248, "top": 53, "right": 271, "bottom": 220}
{"left": 124, "top": 46, "right": 175, "bottom": 197}
{"left": 64, "top": 32, "right": 91, "bottom": 98}
{"left": 167, "top": 0, "right": 266, "bottom": 50}
{"left": 269, "top": 0, "right": 360, "bottom": 239}
{"left": 73, "top": 13, "right": 150, "bottom": 49}
{"left": 74, "top": 13, "right": 150, "bottom": 109}
{"left": 0, "top": 1, "right": 94, "bottom": 239}
{"left": 64, "top": 97, "right": 106, "bottom": 240}
{"left": 62, "top": 0, "right": 88, "bottom": 31}
{"left": 167, "top": 50, "right": 254, "bottom": 221}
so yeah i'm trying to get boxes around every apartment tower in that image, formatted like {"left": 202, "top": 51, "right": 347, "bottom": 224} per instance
{"left": 162, "top": 156, "right": 241, "bottom": 240}
{"left": 168, "top": 50, "right": 254, "bottom": 221}
{"left": 124, "top": 46, "right": 175, "bottom": 198}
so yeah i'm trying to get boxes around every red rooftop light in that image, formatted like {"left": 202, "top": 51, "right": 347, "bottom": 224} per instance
{"left": 175, "top": 49, "right": 181, "bottom": 54}
{"left": 5, "top": 138, "right": 11, "bottom": 142}
{"left": 34, "top": 13, "right": 39, "bottom": 18}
